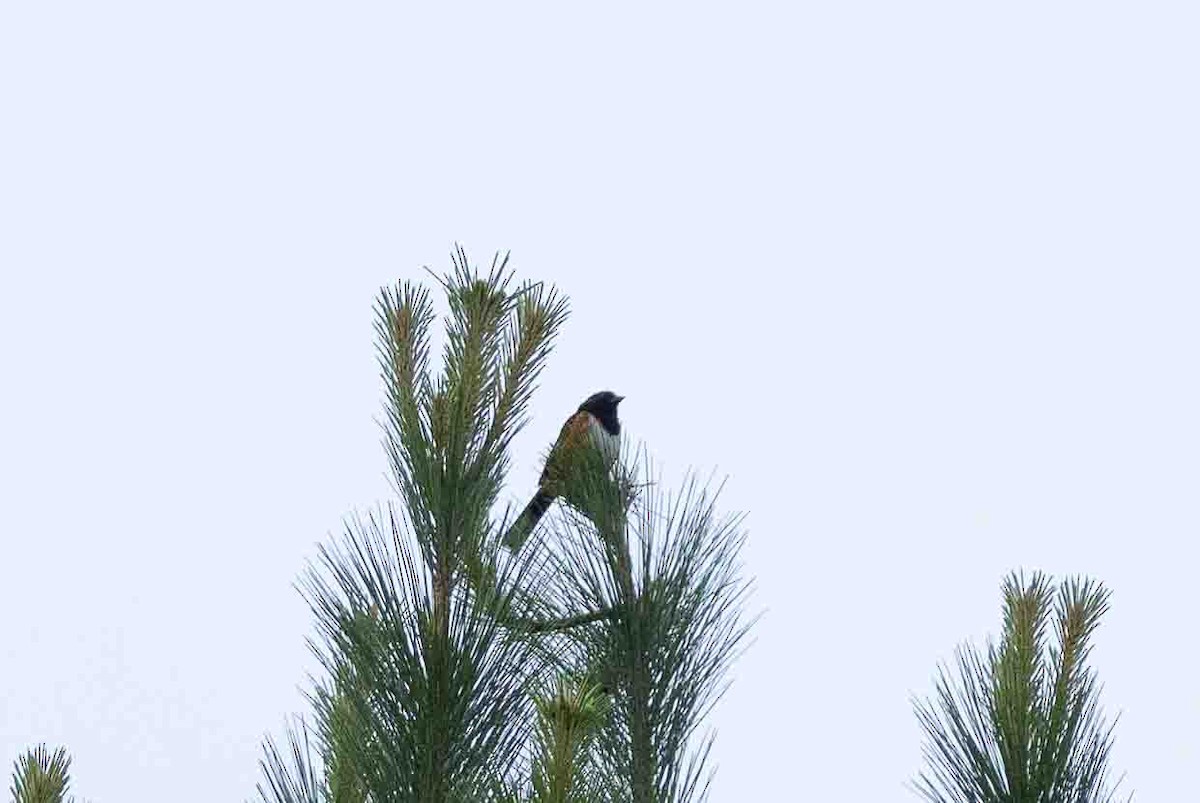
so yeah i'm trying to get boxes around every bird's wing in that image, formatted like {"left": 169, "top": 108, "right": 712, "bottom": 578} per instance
{"left": 540, "top": 411, "right": 596, "bottom": 487}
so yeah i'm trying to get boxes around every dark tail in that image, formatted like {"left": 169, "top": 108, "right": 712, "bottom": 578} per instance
{"left": 503, "top": 490, "right": 554, "bottom": 550}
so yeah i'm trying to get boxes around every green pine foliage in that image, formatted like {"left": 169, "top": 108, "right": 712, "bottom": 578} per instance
{"left": 6, "top": 249, "right": 1134, "bottom": 802}
{"left": 7, "top": 247, "right": 1132, "bottom": 796}
{"left": 912, "top": 571, "right": 1129, "bottom": 802}
{"left": 256, "top": 248, "right": 754, "bottom": 802}
{"left": 529, "top": 675, "right": 611, "bottom": 803}
{"left": 10, "top": 745, "right": 74, "bottom": 803}
{"left": 530, "top": 457, "right": 752, "bottom": 803}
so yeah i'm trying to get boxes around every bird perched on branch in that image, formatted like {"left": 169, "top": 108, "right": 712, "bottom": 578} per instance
{"left": 503, "top": 390, "right": 624, "bottom": 549}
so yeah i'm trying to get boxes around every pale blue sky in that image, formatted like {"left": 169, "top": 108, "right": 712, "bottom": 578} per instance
{"left": 2, "top": 3, "right": 1197, "bottom": 800}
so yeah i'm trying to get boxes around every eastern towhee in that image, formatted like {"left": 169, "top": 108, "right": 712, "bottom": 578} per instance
{"left": 503, "top": 390, "right": 624, "bottom": 549}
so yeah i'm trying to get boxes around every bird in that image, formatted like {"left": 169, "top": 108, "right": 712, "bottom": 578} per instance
{"left": 503, "top": 390, "right": 624, "bottom": 549}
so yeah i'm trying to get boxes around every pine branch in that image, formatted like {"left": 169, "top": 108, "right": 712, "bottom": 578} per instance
{"left": 529, "top": 448, "right": 754, "bottom": 803}
{"left": 11, "top": 745, "right": 74, "bottom": 803}
{"left": 261, "top": 249, "right": 572, "bottom": 803}
{"left": 912, "top": 570, "right": 1130, "bottom": 803}
{"left": 260, "top": 247, "right": 752, "bottom": 803}
{"left": 529, "top": 675, "right": 611, "bottom": 803}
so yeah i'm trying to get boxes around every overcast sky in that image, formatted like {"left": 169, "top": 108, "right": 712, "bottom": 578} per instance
{"left": 2, "top": 3, "right": 1197, "bottom": 801}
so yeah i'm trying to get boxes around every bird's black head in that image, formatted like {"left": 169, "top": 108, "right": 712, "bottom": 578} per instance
{"left": 579, "top": 390, "right": 624, "bottom": 435}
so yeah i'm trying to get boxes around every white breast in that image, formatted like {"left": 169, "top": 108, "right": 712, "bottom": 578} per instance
{"left": 588, "top": 416, "right": 620, "bottom": 468}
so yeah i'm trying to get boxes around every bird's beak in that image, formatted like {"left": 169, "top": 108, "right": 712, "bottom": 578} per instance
{"left": 614, "top": 395, "right": 625, "bottom": 404}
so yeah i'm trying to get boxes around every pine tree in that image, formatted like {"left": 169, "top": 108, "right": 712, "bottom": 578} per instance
{"left": 912, "top": 571, "right": 1129, "bottom": 802}
{"left": 257, "top": 248, "right": 753, "bottom": 802}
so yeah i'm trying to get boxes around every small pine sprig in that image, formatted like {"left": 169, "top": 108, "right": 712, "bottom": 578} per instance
{"left": 10, "top": 744, "right": 73, "bottom": 803}
{"left": 530, "top": 674, "right": 612, "bottom": 803}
